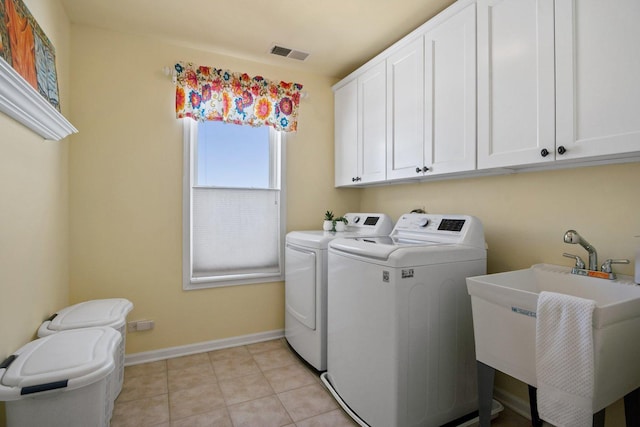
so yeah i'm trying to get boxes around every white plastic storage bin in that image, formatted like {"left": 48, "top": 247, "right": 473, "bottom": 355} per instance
{"left": 37, "top": 298, "right": 133, "bottom": 401}
{"left": 0, "top": 327, "right": 121, "bottom": 427}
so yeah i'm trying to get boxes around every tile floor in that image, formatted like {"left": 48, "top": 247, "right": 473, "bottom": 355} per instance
{"left": 111, "top": 338, "right": 531, "bottom": 427}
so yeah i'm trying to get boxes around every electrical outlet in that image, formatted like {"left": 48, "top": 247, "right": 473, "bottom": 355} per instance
{"left": 128, "top": 320, "right": 155, "bottom": 332}
{"left": 137, "top": 320, "right": 155, "bottom": 331}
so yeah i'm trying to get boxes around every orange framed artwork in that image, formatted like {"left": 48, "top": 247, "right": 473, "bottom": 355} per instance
{"left": 0, "top": 0, "right": 60, "bottom": 111}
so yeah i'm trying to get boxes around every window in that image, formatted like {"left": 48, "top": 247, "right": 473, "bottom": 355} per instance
{"left": 183, "top": 119, "right": 285, "bottom": 289}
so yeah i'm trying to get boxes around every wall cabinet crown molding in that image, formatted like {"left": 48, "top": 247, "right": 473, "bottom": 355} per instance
{"left": 0, "top": 58, "right": 77, "bottom": 141}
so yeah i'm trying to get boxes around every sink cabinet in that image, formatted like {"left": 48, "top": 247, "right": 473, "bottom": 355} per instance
{"left": 478, "top": 0, "right": 640, "bottom": 169}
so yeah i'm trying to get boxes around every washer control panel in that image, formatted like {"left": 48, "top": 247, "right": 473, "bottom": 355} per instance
{"left": 390, "top": 213, "right": 485, "bottom": 248}
{"left": 393, "top": 214, "right": 466, "bottom": 233}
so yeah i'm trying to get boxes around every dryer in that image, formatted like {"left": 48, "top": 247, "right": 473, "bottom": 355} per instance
{"left": 322, "top": 213, "right": 486, "bottom": 427}
{"left": 285, "top": 213, "right": 393, "bottom": 371}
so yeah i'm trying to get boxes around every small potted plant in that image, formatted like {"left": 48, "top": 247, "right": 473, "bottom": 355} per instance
{"left": 333, "top": 216, "right": 348, "bottom": 232}
{"left": 323, "top": 211, "right": 334, "bottom": 231}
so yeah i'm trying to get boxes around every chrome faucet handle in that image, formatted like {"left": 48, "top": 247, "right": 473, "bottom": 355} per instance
{"left": 600, "top": 259, "right": 630, "bottom": 273}
{"left": 563, "top": 253, "right": 586, "bottom": 269}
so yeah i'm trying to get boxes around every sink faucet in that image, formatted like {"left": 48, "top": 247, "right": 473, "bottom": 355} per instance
{"left": 563, "top": 230, "right": 598, "bottom": 271}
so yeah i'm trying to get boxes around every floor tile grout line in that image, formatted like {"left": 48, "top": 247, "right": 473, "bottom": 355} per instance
{"left": 248, "top": 345, "right": 298, "bottom": 426}
{"left": 164, "top": 360, "right": 171, "bottom": 423}
{"left": 116, "top": 338, "right": 527, "bottom": 427}
{"left": 117, "top": 339, "right": 338, "bottom": 426}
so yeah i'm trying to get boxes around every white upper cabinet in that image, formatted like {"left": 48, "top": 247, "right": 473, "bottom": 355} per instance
{"left": 386, "top": 38, "right": 425, "bottom": 180}
{"left": 386, "top": 3, "right": 477, "bottom": 181}
{"left": 334, "top": 79, "right": 358, "bottom": 187}
{"left": 358, "top": 62, "right": 387, "bottom": 183}
{"left": 555, "top": 0, "right": 640, "bottom": 160}
{"left": 334, "top": 62, "right": 386, "bottom": 187}
{"left": 424, "top": 3, "right": 477, "bottom": 175}
{"left": 335, "top": 0, "right": 640, "bottom": 187}
{"left": 477, "top": 0, "right": 556, "bottom": 169}
{"left": 479, "top": 0, "right": 640, "bottom": 169}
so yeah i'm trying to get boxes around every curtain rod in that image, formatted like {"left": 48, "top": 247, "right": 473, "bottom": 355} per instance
{"left": 162, "top": 66, "right": 177, "bottom": 83}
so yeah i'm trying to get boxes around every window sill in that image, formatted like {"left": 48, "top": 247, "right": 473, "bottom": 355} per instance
{"left": 0, "top": 57, "right": 77, "bottom": 141}
{"left": 183, "top": 272, "right": 283, "bottom": 290}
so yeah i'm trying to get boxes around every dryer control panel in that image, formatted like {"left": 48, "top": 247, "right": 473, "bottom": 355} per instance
{"left": 343, "top": 213, "right": 394, "bottom": 233}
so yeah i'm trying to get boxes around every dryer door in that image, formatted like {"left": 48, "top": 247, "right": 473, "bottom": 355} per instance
{"left": 285, "top": 244, "right": 317, "bottom": 329}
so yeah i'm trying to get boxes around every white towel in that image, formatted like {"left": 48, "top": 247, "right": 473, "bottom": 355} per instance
{"left": 536, "top": 291, "right": 596, "bottom": 427}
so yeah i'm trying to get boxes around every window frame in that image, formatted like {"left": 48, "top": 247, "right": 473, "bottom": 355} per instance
{"left": 182, "top": 119, "right": 286, "bottom": 290}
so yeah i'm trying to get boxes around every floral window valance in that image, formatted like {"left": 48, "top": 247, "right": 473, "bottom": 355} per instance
{"left": 174, "top": 62, "right": 303, "bottom": 132}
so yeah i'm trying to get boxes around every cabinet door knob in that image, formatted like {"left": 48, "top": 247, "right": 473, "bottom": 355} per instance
{"left": 422, "top": 166, "right": 430, "bottom": 173}
{"left": 540, "top": 148, "right": 550, "bottom": 157}
{"left": 416, "top": 167, "right": 422, "bottom": 174}
{"left": 557, "top": 145, "right": 567, "bottom": 155}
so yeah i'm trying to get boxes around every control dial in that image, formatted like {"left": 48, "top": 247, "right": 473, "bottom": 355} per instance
{"left": 416, "top": 218, "right": 429, "bottom": 227}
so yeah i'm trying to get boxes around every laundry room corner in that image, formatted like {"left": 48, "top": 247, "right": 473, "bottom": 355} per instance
{"left": 357, "top": 162, "right": 640, "bottom": 425}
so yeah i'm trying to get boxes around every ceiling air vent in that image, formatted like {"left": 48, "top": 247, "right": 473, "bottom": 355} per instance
{"left": 270, "top": 45, "right": 309, "bottom": 61}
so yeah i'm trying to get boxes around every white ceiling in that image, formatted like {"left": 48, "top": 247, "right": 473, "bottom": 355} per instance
{"left": 59, "top": 0, "right": 455, "bottom": 79}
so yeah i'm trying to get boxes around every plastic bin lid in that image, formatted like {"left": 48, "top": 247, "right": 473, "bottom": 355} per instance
{"left": 41, "top": 298, "right": 133, "bottom": 333}
{"left": 0, "top": 327, "right": 121, "bottom": 401}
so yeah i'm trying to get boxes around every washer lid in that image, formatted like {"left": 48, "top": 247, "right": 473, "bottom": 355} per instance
{"left": 329, "top": 236, "right": 443, "bottom": 260}
{"left": 45, "top": 298, "right": 133, "bottom": 331}
{"left": 285, "top": 213, "right": 394, "bottom": 249}
{"left": 329, "top": 236, "right": 486, "bottom": 266}
{"left": 0, "top": 328, "right": 120, "bottom": 399}
{"left": 286, "top": 230, "right": 378, "bottom": 249}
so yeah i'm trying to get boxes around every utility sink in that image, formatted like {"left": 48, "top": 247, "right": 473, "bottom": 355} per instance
{"left": 466, "top": 263, "right": 640, "bottom": 411}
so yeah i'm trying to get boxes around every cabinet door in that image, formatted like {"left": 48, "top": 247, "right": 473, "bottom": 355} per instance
{"left": 334, "top": 79, "right": 358, "bottom": 187}
{"left": 386, "top": 38, "right": 425, "bottom": 181}
{"left": 477, "top": 0, "right": 555, "bottom": 169}
{"left": 358, "top": 62, "right": 387, "bottom": 183}
{"left": 424, "top": 3, "right": 477, "bottom": 175}
{"left": 556, "top": 0, "right": 640, "bottom": 160}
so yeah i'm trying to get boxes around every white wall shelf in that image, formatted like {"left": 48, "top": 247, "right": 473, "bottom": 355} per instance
{"left": 0, "top": 57, "right": 77, "bottom": 141}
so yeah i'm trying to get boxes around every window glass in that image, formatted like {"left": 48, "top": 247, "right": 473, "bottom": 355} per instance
{"left": 183, "top": 119, "right": 285, "bottom": 290}
{"left": 196, "top": 121, "right": 271, "bottom": 188}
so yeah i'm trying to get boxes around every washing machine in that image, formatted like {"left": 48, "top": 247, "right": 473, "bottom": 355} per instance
{"left": 285, "top": 213, "right": 393, "bottom": 371}
{"left": 321, "top": 213, "right": 487, "bottom": 427}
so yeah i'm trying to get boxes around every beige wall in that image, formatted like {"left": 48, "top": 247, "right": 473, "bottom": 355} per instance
{"left": 68, "top": 25, "right": 359, "bottom": 354}
{"left": 360, "top": 162, "right": 640, "bottom": 426}
{"left": 0, "top": 0, "right": 71, "bottom": 424}
{"left": 360, "top": 164, "right": 639, "bottom": 277}
{"left": 0, "top": 0, "right": 70, "bottom": 372}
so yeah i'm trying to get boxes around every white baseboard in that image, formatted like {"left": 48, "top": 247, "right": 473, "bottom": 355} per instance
{"left": 493, "top": 386, "right": 553, "bottom": 426}
{"left": 494, "top": 386, "right": 532, "bottom": 420}
{"left": 124, "top": 329, "right": 284, "bottom": 366}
